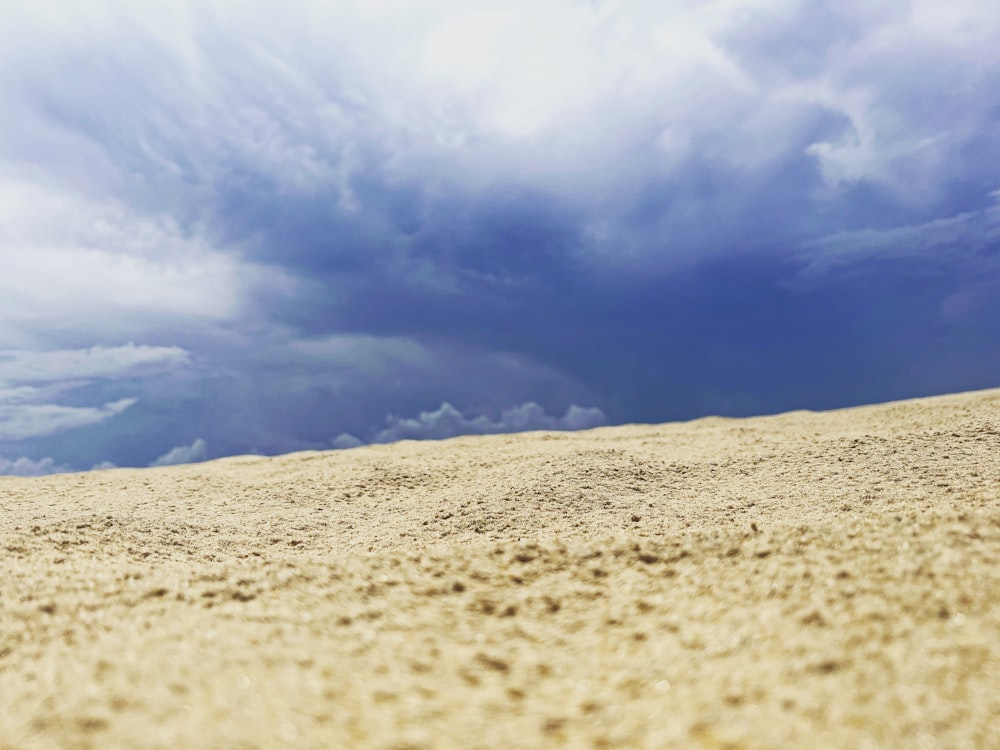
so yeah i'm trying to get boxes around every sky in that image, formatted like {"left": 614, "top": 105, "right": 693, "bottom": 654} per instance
{"left": 2, "top": 0, "right": 999, "bottom": 475}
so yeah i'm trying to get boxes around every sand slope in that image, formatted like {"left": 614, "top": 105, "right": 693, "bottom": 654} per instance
{"left": 2, "top": 389, "right": 999, "bottom": 749}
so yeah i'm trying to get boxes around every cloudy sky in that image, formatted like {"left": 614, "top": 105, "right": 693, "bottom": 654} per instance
{"left": 2, "top": 0, "right": 999, "bottom": 474}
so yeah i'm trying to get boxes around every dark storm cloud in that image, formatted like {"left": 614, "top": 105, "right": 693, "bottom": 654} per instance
{"left": 1, "top": 0, "right": 999, "bottom": 474}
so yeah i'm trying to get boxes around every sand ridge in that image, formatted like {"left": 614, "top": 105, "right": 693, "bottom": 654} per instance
{"left": 1, "top": 388, "right": 999, "bottom": 748}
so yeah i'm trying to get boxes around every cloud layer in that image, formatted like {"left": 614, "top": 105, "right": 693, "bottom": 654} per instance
{"left": 1, "top": 0, "right": 998, "bottom": 472}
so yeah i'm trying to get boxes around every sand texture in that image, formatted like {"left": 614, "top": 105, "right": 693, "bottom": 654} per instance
{"left": 2, "top": 389, "right": 999, "bottom": 749}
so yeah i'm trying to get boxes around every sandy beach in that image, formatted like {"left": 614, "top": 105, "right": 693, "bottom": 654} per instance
{"left": 1, "top": 388, "right": 998, "bottom": 749}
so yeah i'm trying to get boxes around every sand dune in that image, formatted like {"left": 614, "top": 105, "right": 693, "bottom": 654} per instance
{"left": 2, "top": 389, "right": 999, "bottom": 748}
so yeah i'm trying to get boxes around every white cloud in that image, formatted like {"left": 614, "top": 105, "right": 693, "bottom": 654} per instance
{"left": 0, "top": 343, "right": 189, "bottom": 383}
{"left": 150, "top": 437, "right": 208, "bottom": 467}
{"left": 332, "top": 433, "right": 364, "bottom": 449}
{"left": 0, "top": 454, "right": 71, "bottom": 477}
{"left": 0, "top": 178, "right": 295, "bottom": 348}
{"left": 0, "top": 344, "right": 187, "bottom": 441}
{"left": 0, "top": 398, "right": 136, "bottom": 442}
{"left": 368, "top": 401, "right": 607, "bottom": 444}
{"left": 796, "top": 5, "right": 1000, "bottom": 197}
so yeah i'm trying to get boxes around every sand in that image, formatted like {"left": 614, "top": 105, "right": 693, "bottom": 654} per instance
{"left": 1, "top": 389, "right": 999, "bottom": 749}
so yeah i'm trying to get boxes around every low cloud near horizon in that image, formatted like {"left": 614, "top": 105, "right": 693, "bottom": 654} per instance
{"left": 2, "top": 401, "right": 607, "bottom": 474}
{"left": 149, "top": 438, "right": 209, "bottom": 468}
{"left": 1, "top": 0, "right": 999, "bottom": 475}
{"left": 335, "top": 401, "right": 607, "bottom": 448}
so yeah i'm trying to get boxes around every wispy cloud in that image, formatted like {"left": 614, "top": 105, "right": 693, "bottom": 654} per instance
{"left": 0, "top": 344, "right": 189, "bottom": 382}
{"left": 795, "top": 191, "right": 1000, "bottom": 281}
{"left": 0, "top": 344, "right": 187, "bottom": 442}
{"left": 0, "top": 397, "right": 136, "bottom": 442}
